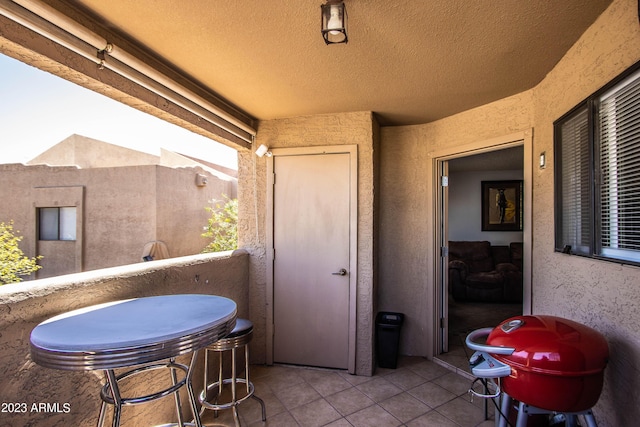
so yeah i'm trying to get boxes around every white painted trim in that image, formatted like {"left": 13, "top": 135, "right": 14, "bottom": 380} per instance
{"left": 427, "top": 130, "right": 533, "bottom": 357}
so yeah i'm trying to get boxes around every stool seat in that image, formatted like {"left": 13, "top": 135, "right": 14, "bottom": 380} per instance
{"left": 199, "top": 318, "right": 265, "bottom": 426}
{"left": 227, "top": 319, "right": 253, "bottom": 338}
{"left": 207, "top": 319, "right": 253, "bottom": 352}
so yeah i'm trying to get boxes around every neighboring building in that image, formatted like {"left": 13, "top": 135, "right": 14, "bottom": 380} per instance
{"left": 0, "top": 134, "right": 237, "bottom": 279}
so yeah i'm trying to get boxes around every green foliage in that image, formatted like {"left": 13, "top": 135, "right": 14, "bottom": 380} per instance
{"left": 202, "top": 196, "right": 238, "bottom": 253}
{"left": 0, "top": 221, "right": 42, "bottom": 285}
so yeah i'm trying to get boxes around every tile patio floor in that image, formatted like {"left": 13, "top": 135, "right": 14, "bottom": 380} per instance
{"left": 198, "top": 356, "right": 496, "bottom": 427}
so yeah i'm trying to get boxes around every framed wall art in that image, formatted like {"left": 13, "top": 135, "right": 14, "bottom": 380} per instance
{"left": 481, "top": 180, "right": 523, "bottom": 231}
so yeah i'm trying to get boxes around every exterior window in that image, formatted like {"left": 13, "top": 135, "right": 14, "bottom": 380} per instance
{"left": 39, "top": 207, "right": 76, "bottom": 241}
{"left": 554, "top": 62, "right": 640, "bottom": 265}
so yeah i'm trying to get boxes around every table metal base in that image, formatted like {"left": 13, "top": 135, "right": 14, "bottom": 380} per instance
{"left": 97, "top": 351, "right": 203, "bottom": 427}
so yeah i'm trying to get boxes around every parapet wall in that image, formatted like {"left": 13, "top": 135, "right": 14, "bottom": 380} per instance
{"left": 0, "top": 250, "right": 250, "bottom": 427}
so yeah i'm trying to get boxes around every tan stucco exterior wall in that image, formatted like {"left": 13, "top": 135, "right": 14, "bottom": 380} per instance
{"left": 0, "top": 251, "right": 250, "bottom": 427}
{"left": 154, "top": 164, "right": 236, "bottom": 257}
{"left": 238, "top": 111, "right": 378, "bottom": 376}
{"left": 2, "top": 0, "right": 637, "bottom": 424}
{"left": 0, "top": 162, "right": 235, "bottom": 278}
{"left": 379, "top": 92, "right": 534, "bottom": 358}
{"left": 379, "top": 0, "right": 640, "bottom": 425}
{"left": 530, "top": 1, "right": 640, "bottom": 425}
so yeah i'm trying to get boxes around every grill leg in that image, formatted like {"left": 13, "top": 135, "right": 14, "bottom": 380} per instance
{"left": 515, "top": 401, "right": 528, "bottom": 427}
{"left": 496, "top": 392, "right": 511, "bottom": 427}
{"left": 565, "top": 414, "right": 579, "bottom": 427}
{"left": 583, "top": 410, "right": 598, "bottom": 427}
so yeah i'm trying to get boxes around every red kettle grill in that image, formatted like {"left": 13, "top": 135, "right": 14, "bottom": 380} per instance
{"left": 466, "top": 315, "right": 609, "bottom": 426}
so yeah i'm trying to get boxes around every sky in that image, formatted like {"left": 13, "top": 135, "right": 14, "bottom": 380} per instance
{"left": 0, "top": 54, "right": 238, "bottom": 169}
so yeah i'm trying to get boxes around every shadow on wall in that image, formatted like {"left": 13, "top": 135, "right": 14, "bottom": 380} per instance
{"left": 605, "top": 337, "right": 639, "bottom": 426}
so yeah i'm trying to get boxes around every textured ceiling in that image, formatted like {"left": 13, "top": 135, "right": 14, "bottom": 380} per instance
{"left": 65, "top": 0, "right": 612, "bottom": 126}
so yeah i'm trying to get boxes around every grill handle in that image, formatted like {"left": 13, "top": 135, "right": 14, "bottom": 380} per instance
{"left": 465, "top": 328, "right": 516, "bottom": 355}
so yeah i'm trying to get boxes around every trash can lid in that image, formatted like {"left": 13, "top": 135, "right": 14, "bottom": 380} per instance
{"left": 377, "top": 312, "right": 404, "bottom": 325}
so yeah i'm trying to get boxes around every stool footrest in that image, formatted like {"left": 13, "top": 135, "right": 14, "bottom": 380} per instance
{"left": 199, "top": 378, "right": 255, "bottom": 410}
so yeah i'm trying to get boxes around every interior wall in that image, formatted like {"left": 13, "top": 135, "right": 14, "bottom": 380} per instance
{"left": 448, "top": 169, "right": 523, "bottom": 244}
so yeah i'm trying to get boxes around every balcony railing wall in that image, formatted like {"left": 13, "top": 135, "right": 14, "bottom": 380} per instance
{"left": 0, "top": 250, "right": 250, "bottom": 427}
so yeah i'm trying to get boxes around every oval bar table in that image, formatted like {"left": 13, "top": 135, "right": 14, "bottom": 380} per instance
{"left": 30, "top": 294, "right": 237, "bottom": 427}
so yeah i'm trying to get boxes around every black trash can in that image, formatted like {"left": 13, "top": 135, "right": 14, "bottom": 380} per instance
{"left": 376, "top": 312, "right": 404, "bottom": 369}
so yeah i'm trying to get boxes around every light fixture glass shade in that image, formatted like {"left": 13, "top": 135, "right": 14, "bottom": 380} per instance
{"left": 321, "top": 1, "right": 348, "bottom": 44}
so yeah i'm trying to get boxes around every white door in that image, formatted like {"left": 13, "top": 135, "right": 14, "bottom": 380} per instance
{"left": 272, "top": 150, "right": 353, "bottom": 369}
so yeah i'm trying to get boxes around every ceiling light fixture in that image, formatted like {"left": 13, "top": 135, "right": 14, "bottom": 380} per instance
{"left": 321, "top": 0, "right": 348, "bottom": 45}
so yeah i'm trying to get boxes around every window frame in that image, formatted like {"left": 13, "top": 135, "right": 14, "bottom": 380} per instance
{"left": 554, "top": 60, "right": 640, "bottom": 266}
{"left": 38, "top": 206, "right": 77, "bottom": 241}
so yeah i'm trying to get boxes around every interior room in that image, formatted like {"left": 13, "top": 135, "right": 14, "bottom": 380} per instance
{"left": 438, "top": 147, "right": 524, "bottom": 373}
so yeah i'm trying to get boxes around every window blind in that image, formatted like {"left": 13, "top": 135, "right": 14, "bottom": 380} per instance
{"left": 555, "top": 62, "right": 640, "bottom": 265}
{"left": 557, "top": 106, "right": 591, "bottom": 255}
{"left": 598, "top": 69, "right": 640, "bottom": 261}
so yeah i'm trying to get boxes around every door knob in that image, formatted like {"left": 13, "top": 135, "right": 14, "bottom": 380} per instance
{"left": 332, "top": 268, "right": 348, "bottom": 276}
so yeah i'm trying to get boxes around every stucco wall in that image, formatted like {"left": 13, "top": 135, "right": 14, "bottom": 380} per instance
{"left": 0, "top": 250, "right": 249, "bottom": 427}
{"left": 155, "top": 164, "right": 236, "bottom": 256}
{"left": 0, "top": 162, "right": 235, "bottom": 279}
{"left": 379, "top": 92, "right": 534, "bottom": 358}
{"left": 530, "top": 0, "right": 640, "bottom": 425}
{"left": 238, "top": 111, "right": 377, "bottom": 376}
{"left": 379, "top": 0, "right": 640, "bottom": 425}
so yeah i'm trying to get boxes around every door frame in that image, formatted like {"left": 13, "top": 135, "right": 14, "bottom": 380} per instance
{"left": 428, "top": 130, "right": 533, "bottom": 357}
{"left": 265, "top": 145, "right": 358, "bottom": 373}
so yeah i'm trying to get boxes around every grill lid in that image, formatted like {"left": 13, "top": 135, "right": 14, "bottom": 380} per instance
{"left": 486, "top": 315, "right": 609, "bottom": 376}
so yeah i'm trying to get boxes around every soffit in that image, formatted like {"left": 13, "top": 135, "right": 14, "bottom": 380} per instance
{"left": 62, "top": 0, "right": 612, "bottom": 126}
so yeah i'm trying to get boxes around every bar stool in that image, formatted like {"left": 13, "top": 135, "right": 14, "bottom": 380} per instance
{"left": 199, "top": 319, "right": 266, "bottom": 426}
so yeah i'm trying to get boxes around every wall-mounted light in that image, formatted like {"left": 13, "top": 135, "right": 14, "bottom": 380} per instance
{"left": 321, "top": 0, "right": 348, "bottom": 45}
{"left": 195, "top": 173, "right": 208, "bottom": 186}
{"left": 255, "top": 144, "right": 272, "bottom": 157}
{"left": 539, "top": 151, "right": 546, "bottom": 169}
